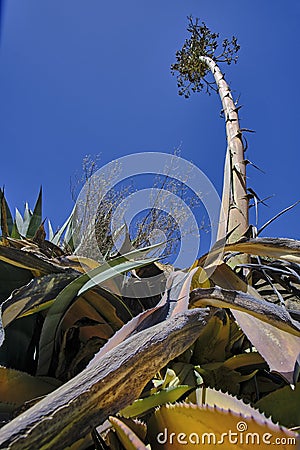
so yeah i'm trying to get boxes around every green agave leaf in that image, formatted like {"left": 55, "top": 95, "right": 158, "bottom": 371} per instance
{"left": 167, "top": 363, "right": 197, "bottom": 389}
{"left": 148, "top": 402, "right": 299, "bottom": 450}
{"left": 112, "top": 417, "right": 147, "bottom": 443}
{"left": 120, "top": 386, "right": 192, "bottom": 419}
{"left": 152, "top": 368, "right": 179, "bottom": 390}
{"left": 77, "top": 241, "right": 163, "bottom": 297}
{"left": 255, "top": 382, "right": 300, "bottom": 428}
{"left": 77, "top": 258, "right": 153, "bottom": 297}
{"left": 15, "top": 207, "right": 26, "bottom": 236}
{"left": 192, "top": 310, "right": 230, "bottom": 364}
{"left": 0, "top": 188, "right": 13, "bottom": 236}
{"left": 0, "top": 260, "right": 33, "bottom": 303}
{"left": 109, "top": 416, "right": 147, "bottom": 450}
{"left": 195, "top": 363, "right": 257, "bottom": 395}
{"left": 198, "top": 386, "right": 268, "bottom": 421}
{"left": 37, "top": 249, "right": 158, "bottom": 376}
{"left": 51, "top": 206, "right": 75, "bottom": 246}
{"left": 1, "top": 271, "right": 77, "bottom": 327}
{"left": 0, "top": 314, "right": 43, "bottom": 372}
{"left": 10, "top": 220, "right": 21, "bottom": 239}
{"left": 0, "top": 402, "right": 16, "bottom": 424}
{"left": 223, "top": 352, "right": 266, "bottom": 370}
{"left": 26, "top": 187, "right": 42, "bottom": 238}
{"left": 0, "top": 366, "right": 61, "bottom": 409}
{"left": 22, "top": 202, "right": 32, "bottom": 236}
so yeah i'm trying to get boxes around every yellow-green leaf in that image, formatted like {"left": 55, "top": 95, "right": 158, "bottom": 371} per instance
{"left": 120, "top": 386, "right": 191, "bottom": 418}
{"left": 0, "top": 366, "right": 61, "bottom": 408}
{"left": 255, "top": 382, "right": 300, "bottom": 428}
{"left": 109, "top": 416, "right": 147, "bottom": 450}
{"left": 148, "top": 402, "right": 299, "bottom": 450}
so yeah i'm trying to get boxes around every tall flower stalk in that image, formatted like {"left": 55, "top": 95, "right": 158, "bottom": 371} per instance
{"left": 171, "top": 18, "right": 249, "bottom": 246}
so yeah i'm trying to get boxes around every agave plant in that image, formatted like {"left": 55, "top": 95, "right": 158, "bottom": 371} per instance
{"left": 0, "top": 17, "right": 300, "bottom": 450}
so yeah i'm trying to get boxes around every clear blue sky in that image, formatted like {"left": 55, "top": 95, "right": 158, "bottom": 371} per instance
{"left": 0, "top": 1, "right": 299, "bottom": 245}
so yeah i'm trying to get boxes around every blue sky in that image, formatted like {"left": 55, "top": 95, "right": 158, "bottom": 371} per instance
{"left": 0, "top": 1, "right": 299, "bottom": 250}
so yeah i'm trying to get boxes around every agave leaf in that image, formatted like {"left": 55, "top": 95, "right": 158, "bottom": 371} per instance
{"left": 120, "top": 386, "right": 192, "bottom": 419}
{"left": 232, "top": 310, "right": 300, "bottom": 384}
{"left": 197, "top": 237, "right": 300, "bottom": 268}
{"left": 148, "top": 402, "right": 299, "bottom": 449}
{"left": 22, "top": 202, "right": 32, "bottom": 236}
{"left": 0, "top": 314, "right": 43, "bottom": 372}
{"left": 195, "top": 363, "right": 257, "bottom": 395}
{"left": 57, "top": 255, "right": 100, "bottom": 272}
{"left": 0, "top": 308, "right": 209, "bottom": 449}
{"left": 255, "top": 382, "right": 300, "bottom": 428}
{"left": 199, "top": 387, "right": 268, "bottom": 421}
{"left": 0, "top": 245, "right": 65, "bottom": 276}
{"left": 174, "top": 364, "right": 201, "bottom": 401}
{"left": 116, "top": 222, "right": 135, "bottom": 256}
{"left": 48, "top": 219, "right": 54, "bottom": 242}
{"left": 112, "top": 417, "right": 147, "bottom": 443}
{"left": 26, "top": 187, "right": 42, "bottom": 238}
{"left": 63, "top": 288, "right": 130, "bottom": 338}
{"left": 109, "top": 417, "right": 147, "bottom": 450}
{"left": 37, "top": 253, "right": 158, "bottom": 376}
{"left": 77, "top": 241, "right": 163, "bottom": 296}
{"left": 87, "top": 269, "right": 196, "bottom": 368}
{"left": 0, "top": 367, "right": 61, "bottom": 409}
{"left": 10, "top": 220, "right": 21, "bottom": 239}
{"left": 294, "top": 353, "right": 300, "bottom": 386}
{"left": 1, "top": 272, "right": 77, "bottom": 327}
{"left": 0, "top": 260, "right": 33, "bottom": 303}
{"left": 223, "top": 352, "right": 265, "bottom": 370}
{"left": 190, "top": 267, "right": 210, "bottom": 290}
{"left": 152, "top": 368, "right": 180, "bottom": 390}
{"left": 190, "top": 287, "right": 300, "bottom": 337}
{"left": 209, "top": 262, "right": 263, "bottom": 296}
{"left": 192, "top": 310, "right": 230, "bottom": 364}
{"left": 15, "top": 208, "right": 26, "bottom": 236}
{"left": 190, "top": 287, "right": 300, "bottom": 381}
{"left": 0, "top": 189, "right": 13, "bottom": 236}
{"left": 51, "top": 206, "right": 75, "bottom": 246}
{"left": 166, "top": 269, "right": 198, "bottom": 317}
{"left": 55, "top": 334, "right": 107, "bottom": 381}
{"left": 53, "top": 289, "right": 133, "bottom": 380}
{"left": 225, "top": 237, "right": 300, "bottom": 264}
{"left": 85, "top": 294, "right": 167, "bottom": 369}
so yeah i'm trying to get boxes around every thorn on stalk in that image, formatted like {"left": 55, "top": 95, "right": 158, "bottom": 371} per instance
{"left": 233, "top": 104, "right": 244, "bottom": 113}
{"left": 244, "top": 159, "right": 265, "bottom": 174}
{"left": 240, "top": 128, "right": 256, "bottom": 133}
